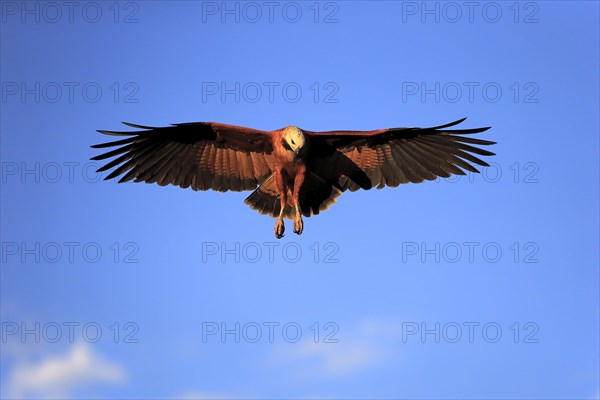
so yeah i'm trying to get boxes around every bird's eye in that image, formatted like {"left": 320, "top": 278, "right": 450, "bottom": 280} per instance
{"left": 291, "top": 140, "right": 295, "bottom": 145}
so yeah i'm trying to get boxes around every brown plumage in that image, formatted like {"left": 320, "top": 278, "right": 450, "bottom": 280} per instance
{"left": 91, "top": 118, "right": 495, "bottom": 238}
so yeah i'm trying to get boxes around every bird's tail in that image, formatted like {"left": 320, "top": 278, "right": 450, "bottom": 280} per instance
{"left": 244, "top": 173, "right": 342, "bottom": 219}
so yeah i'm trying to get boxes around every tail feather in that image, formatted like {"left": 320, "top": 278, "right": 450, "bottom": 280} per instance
{"left": 244, "top": 173, "right": 342, "bottom": 219}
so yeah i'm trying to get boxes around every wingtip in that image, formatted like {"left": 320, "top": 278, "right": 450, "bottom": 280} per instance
{"left": 121, "top": 121, "right": 155, "bottom": 129}
{"left": 96, "top": 129, "right": 130, "bottom": 136}
{"left": 431, "top": 117, "right": 468, "bottom": 130}
{"left": 450, "top": 117, "right": 467, "bottom": 125}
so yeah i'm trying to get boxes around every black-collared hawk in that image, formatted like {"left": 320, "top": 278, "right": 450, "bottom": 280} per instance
{"left": 91, "top": 118, "right": 495, "bottom": 238}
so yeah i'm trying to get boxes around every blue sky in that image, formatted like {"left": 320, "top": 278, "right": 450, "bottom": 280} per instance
{"left": 1, "top": 1, "right": 599, "bottom": 398}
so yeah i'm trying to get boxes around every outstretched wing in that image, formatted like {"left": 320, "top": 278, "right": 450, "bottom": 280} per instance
{"left": 305, "top": 118, "right": 495, "bottom": 191}
{"left": 91, "top": 122, "right": 275, "bottom": 192}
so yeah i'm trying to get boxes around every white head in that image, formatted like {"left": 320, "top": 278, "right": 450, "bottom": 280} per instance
{"left": 282, "top": 126, "right": 306, "bottom": 156}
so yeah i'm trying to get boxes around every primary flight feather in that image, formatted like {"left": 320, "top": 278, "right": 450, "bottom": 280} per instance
{"left": 91, "top": 118, "right": 495, "bottom": 238}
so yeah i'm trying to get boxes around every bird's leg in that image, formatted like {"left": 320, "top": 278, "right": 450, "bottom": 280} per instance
{"left": 292, "top": 166, "right": 306, "bottom": 235}
{"left": 274, "top": 169, "right": 287, "bottom": 239}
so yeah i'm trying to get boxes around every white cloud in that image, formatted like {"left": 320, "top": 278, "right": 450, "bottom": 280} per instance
{"left": 286, "top": 340, "right": 383, "bottom": 376}
{"left": 174, "top": 390, "right": 331, "bottom": 400}
{"left": 267, "top": 318, "right": 413, "bottom": 380}
{"left": 270, "top": 322, "right": 386, "bottom": 380}
{"left": 6, "top": 342, "right": 126, "bottom": 399}
{"left": 173, "top": 391, "right": 238, "bottom": 400}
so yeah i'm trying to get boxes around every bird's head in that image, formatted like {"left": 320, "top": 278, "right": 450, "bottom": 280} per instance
{"left": 282, "top": 126, "right": 307, "bottom": 157}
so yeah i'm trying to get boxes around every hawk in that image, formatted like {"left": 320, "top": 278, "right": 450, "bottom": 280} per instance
{"left": 91, "top": 118, "right": 495, "bottom": 238}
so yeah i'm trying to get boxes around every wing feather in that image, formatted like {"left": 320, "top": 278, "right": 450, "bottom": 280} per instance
{"left": 134, "top": 142, "right": 181, "bottom": 183}
{"left": 306, "top": 118, "right": 495, "bottom": 190}
{"left": 91, "top": 122, "right": 274, "bottom": 192}
{"left": 394, "top": 143, "right": 427, "bottom": 183}
{"left": 151, "top": 143, "right": 187, "bottom": 185}
{"left": 402, "top": 140, "right": 451, "bottom": 178}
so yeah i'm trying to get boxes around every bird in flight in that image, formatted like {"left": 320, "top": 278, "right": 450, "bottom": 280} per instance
{"left": 92, "top": 118, "right": 494, "bottom": 238}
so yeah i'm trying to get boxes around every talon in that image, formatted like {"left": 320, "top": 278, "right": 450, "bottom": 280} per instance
{"left": 293, "top": 217, "right": 303, "bottom": 235}
{"left": 274, "top": 219, "right": 285, "bottom": 239}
